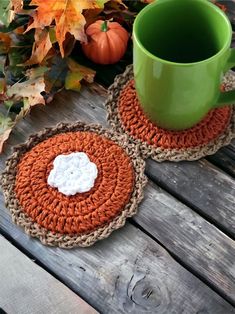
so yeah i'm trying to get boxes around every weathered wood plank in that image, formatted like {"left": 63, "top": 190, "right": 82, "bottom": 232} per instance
{"left": 0, "top": 206, "right": 234, "bottom": 314}
{"left": 0, "top": 235, "right": 98, "bottom": 314}
{"left": 207, "top": 144, "right": 235, "bottom": 178}
{"left": 136, "top": 181, "right": 235, "bottom": 304}
{"left": 145, "top": 158, "right": 235, "bottom": 238}
{"left": 229, "top": 141, "right": 235, "bottom": 150}
{"left": 207, "top": 140, "right": 235, "bottom": 177}
{"left": 0, "top": 87, "right": 235, "bottom": 306}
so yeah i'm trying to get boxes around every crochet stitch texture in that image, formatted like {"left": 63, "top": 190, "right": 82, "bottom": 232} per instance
{"left": 1, "top": 123, "right": 147, "bottom": 248}
{"left": 105, "top": 65, "right": 235, "bottom": 161}
{"left": 47, "top": 152, "right": 98, "bottom": 195}
{"left": 119, "top": 80, "right": 232, "bottom": 149}
{"left": 15, "top": 131, "right": 134, "bottom": 234}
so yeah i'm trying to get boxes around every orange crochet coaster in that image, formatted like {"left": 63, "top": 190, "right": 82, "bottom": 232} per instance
{"left": 1, "top": 123, "right": 147, "bottom": 248}
{"left": 105, "top": 65, "right": 235, "bottom": 161}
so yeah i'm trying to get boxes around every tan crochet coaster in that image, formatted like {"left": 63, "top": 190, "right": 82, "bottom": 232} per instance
{"left": 105, "top": 65, "right": 235, "bottom": 161}
{"left": 1, "top": 122, "right": 147, "bottom": 248}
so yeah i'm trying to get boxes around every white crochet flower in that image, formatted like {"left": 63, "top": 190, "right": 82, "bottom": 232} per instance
{"left": 47, "top": 152, "right": 98, "bottom": 196}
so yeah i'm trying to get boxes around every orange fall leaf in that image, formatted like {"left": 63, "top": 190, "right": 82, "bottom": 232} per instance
{"left": 26, "top": 0, "right": 111, "bottom": 57}
{"left": 25, "top": 28, "right": 53, "bottom": 65}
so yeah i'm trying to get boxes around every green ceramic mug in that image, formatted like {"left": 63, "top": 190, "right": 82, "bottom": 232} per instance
{"left": 133, "top": 0, "right": 235, "bottom": 130}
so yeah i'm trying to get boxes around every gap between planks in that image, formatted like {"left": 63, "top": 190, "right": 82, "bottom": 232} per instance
{"left": 0, "top": 211, "right": 234, "bottom": 314}
{"left": 0, "top": 85, "right": 235, "bottom": 308}
{"left": 0, "top": 235, "right": 98, "bottom": 314}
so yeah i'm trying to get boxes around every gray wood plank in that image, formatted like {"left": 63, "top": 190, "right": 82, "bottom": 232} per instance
{"left": 207, "top": 144, "right": 235, "bottom": 178}
{"left": 0, "top": 207, "right": 234, "bottom": 314}
{"left": 0, "top": 235, "right": 98, "bottom": 314}
{"left": 0, "top": 86, "right": 235, "bottom": 308}
{"left": 145, "top": 158, "right": 235, "bottom": 238}
{"left": 136, "top": 181, "right": 235, "bottom": 304}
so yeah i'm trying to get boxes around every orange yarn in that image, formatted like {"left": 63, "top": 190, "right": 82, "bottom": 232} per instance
{"left": 15, "top": 131, "right": 134, "bottom": 234}
{"left": 118, "top": 80, "right": 232, "bottom": 149}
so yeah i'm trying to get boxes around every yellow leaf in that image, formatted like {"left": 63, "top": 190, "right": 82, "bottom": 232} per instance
{"left": 65, "top": 71, "right": 83, "bottom": 91}
{"left": 26, "top": 0, "right": 110, "bottom": 57}
{"left": 49, "top": 27, "right": 57, "bottom": 44}
{"left": 65, "top": 59, "right": 95, "bottom": 91}
{"left": 67, "top": 59, "right": 96, "bottom": 83}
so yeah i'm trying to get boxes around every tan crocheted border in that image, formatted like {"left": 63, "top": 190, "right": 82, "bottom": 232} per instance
{"left": 1, "top": 122, "right": 147, "bottom": 248}
{"left": 105, "top": 65, "right": 235, "bottom": 161}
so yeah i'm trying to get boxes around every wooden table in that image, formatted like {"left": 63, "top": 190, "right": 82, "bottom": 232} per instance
{"left": 0, "top": 66, "right": 235, "bottom": 314}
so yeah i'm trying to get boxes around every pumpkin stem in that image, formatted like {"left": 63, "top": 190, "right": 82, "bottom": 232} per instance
{"left": 101, "top": 20, "right": 108, "bottom": 32}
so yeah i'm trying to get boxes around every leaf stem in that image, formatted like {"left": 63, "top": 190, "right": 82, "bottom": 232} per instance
{"left": 101, "top": 20, "right": 108, "bottom": 32}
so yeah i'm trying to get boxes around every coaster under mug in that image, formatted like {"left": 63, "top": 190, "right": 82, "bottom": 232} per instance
{"left": 105, "top": 65, "right": 235, "bottom": 162}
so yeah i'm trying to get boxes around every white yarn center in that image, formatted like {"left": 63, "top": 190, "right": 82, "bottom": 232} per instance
{"left": 47, "top": 152, "right": 98, "bottom": 196}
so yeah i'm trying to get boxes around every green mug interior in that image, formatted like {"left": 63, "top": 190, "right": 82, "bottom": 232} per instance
{"left": 134, "top": 0, "right": 231, "bottom": 63}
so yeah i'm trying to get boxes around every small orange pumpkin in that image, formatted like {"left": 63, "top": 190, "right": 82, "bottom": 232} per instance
{"left": 82, "top": 20, "right": 129, "bottom": 65}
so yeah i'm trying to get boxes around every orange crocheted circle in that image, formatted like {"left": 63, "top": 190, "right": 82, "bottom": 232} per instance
{"left": 15, "top": 131, "right": 134, "bottom": 235}
{"left": 118, "top": 80, "right": 232, "bottom": 149}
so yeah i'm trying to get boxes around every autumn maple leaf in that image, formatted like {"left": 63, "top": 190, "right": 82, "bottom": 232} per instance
{"left": 65, "top": 58, "right": 95, "bottom": 91}
{"left": 25, "top": 28, "right": 53, "bottom": 65}
{"left": 26, "top": 0, "right": 111, "bottom": 57}
{"left": 7, "top": 67, "right": 46, "bottom": 110}
{"left": 0, "top": 67, "right": 46, "bottom": 152}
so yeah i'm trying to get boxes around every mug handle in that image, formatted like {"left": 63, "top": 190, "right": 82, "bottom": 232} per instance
{"left": 215, "top": 48, "right": 235, "bottom": 107}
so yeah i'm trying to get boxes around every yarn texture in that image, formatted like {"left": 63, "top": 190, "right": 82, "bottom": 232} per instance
{"left": 1, "top": 122, "right": 147, "bottom": 248}
{"left": 105, "top": 65, "right": 235, "bottom": 161}
{"left": 47, "top": 152, "right": 98, "bottom": 195}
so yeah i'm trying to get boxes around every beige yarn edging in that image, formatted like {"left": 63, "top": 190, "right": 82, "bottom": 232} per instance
{"left": 105, "top": 65, "right": 235, "bottom": 161}
{"left": 1, "top": 122, "right": 147, "bottom": 248}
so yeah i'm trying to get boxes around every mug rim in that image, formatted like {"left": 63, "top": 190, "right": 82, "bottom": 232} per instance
{"left": 133, "top": 0, "right": 232, "bottom": 66}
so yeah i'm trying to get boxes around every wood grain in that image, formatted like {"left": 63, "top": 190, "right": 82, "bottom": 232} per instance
{"left": 0, "top": 86, "right": 235, "bottom": 308}
{"left": 207, "top": 143, "right": 235, "bottom": 178}
{"left": 145, "top": 158, "right": 235, "bottom": 238}
{"left": 0, "top": 235, "right": 98, "bottom": 314}
{"left": 0, "top": 208, "right": 234, "bottom": 314}
{"left": 136, "top": 181, "right": 235, "bottom": 304}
